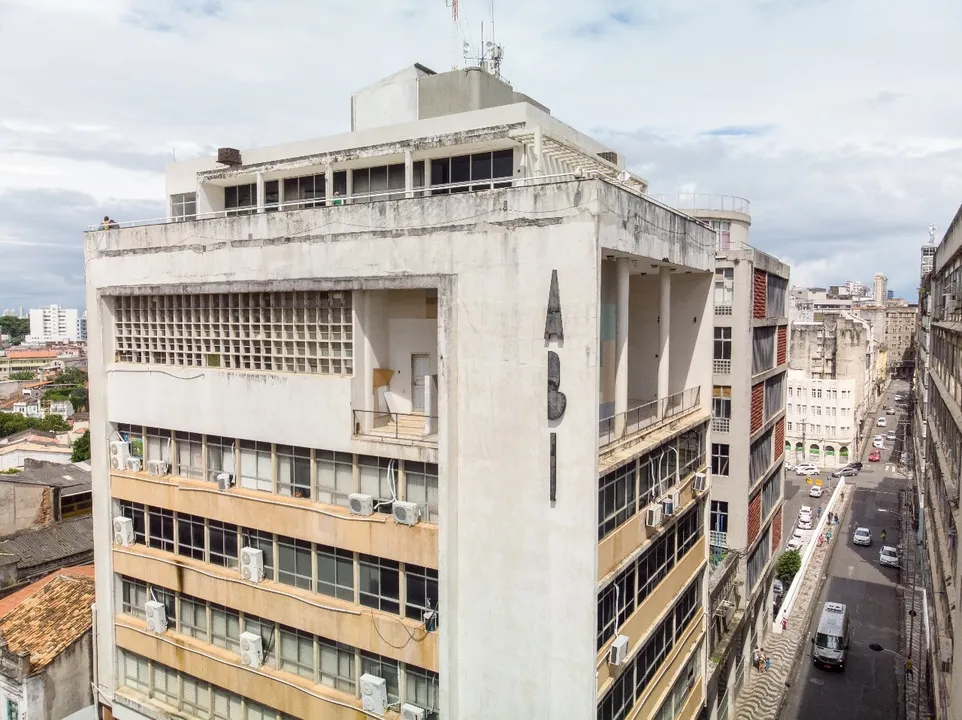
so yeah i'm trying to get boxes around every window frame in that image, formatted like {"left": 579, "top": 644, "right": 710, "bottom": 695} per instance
{"left": 277, "top": 445, "right": 312, "bottom": 499}
{"left": 276, "top": 535, "right": 313, "bottom": 590}
{"left": 316, "top": 544, "right": 355, "bottom": 602}
{"left": 358, "top": 554, "right": 401, "bottom": 614}
{"left": 315, "top": 450, "right": 354, "bottom": 507}
{"left": 404, "top": 461, "right": 439, "bottom": 523}
{"left": 404, "top": 564, "right": 439, "bottom": 622}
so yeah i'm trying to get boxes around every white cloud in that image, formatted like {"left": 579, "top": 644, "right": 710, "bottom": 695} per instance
{"left": 1, "top": 0, "right": 961, "bottom": 310}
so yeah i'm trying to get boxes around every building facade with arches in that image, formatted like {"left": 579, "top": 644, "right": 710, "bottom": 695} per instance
{"left": 784, "top": 369, "right": 858, "bottom": 468}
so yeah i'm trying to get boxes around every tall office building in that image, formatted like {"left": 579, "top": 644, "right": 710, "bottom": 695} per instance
{"left": 85, "top": 64, "right": 716, "bottom": 720}
{"left": 27, "top": 304, "right": 82, "bottom": 343}
{"left": 873, "top": 273, "right": 888, "bottom": 305}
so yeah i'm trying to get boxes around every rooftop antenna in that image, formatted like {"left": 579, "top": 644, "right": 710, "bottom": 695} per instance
{"left": 928, "top": 223, "right": 937, "bottom": 244}
{"left": 481, "top": 1, "right": 505, "bottom": 78}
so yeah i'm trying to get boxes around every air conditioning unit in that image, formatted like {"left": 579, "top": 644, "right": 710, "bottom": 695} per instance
{"left": 216, "top": 472, "right": 234, "bottom": 491}
{"left": 144, "top": 600, "right": 167, "bottom": 633}
{"left": 239, "top": 631, "right": 263, "bottom": 668}
{"left": 401, "top": 704, "right": 426, "bottom": 720}
{"left": 125, "top": 457, "right": 142, "bottom": 472}
{"left": 646, "top": 505, "right": 663, "bottom": 527}
{"left": 360, "top": 673, "right": 388, "bottom": 715}
{"left": 109, "top": 441, "right": 130, "bottom": 470}
{"left": 146, "top": 460, "right": 170, "bottom": 476}
{"left": 693, "top": 473, "right": 708, "bottom": 493}
{"left": 349, "top": 493, "right": 375, "bottom": 517}
{"left": 393, "top": 500, "right": 421, "bottom": 526}
{"left": 113, "top": 517, "right": 134, "bottom": 546}
{"left": 661, "top": 493, "right": 677, "bottom": 516}
{"left": 608, "top": 634, "right": 629, "bottom": 666}
{"left": 240, "top": 547, "right": 264, "bottom": 583}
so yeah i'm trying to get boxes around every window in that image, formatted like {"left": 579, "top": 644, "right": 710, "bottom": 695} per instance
{"left": 181, "top": 677, "right": 210, "bottom": 716}
{"left": 358, "top": 455, "right": 395, "bottom": 513}
{"left": 318, "top": 638, "right": 355, "bottom": 694}
{"left": 277, "top": 445, "right": 311, "bottom": 498}
{"left": 788, "top": 387, "right": 794, "bottom": 398}
{"left": 176, "top": 431, "right": 204, "bottom": 478}
{"left": 243, "top": 615, "right": 276, "bottom": 666}
{"left": 637, "top": 529, "right": 676, "bottom": 603}
{"left": 209, "top": 520, "right": 238, "bottom": 568}
{"left": 121, "top": 577, "right": 147, "bottom": 618}
{"left": 151, "top": 663, "right": 179, "bottom": 706}
{"left": 240, "top": 440, "right": 273, "bottom": 492}
{"left": 179, "top": 595, "right": 208, "bottom": 640}
{"left": 787, "top": 422, "right": 793, "bottom": 431}
{"left": 406, "top": 666, "right": 441, "bottom": 718}
{"left": 360, "top": 653, "right": 400, "bottom": 705}
{"left": 358, "top": 554, "right": 400, "bottom": 614}
{"left": 145, "top": 427, "right": 172, "bottom": 463}
{"left": 242, "top": 529, "right": 275, "bottom": 580}
{"left": 714, "top": 268, "right": 734, "bottom": 312}
{"left": 152, "top": 587, "right": 177, "bottom": 626}
{"left": 148, "top": 508, "right": 174, "bottom": 552}
{"left": 747, "top": 528, "right": 772, "bottom": 590}
{"left": 712, "top": 386, "right": 732, "bottom": 432}
{"left": 225, "top": 183, "right": 257, "bottom": 215}
{"left": 317, "top": 545, "right": 355, "bottom": 601}
{"left": 766, "top": 274, "right": 788, "bottom": 318}
{"left": 598, "top": 460, "right": 637, "bottom": 539}
{"left": 764, "top": 373, "right": 785, "bottom": 420}
{"left": 811, "top": 387, "right": 822, "bottom": 399}
{"left": 3, "top": 699, "right": 18, "bottom": 720}
{"left": 210, "top": 604, "right": 240, "bottom": 652}
{"left": 315, "top": 450, "right": 354, "bottom": 507}
{"left": 761, "top": 472, "right": 781, "bottom": 518}
{"left": 206, "top": 435, "right": 235, "bottom": 481}
{"left": 177, "top": 513, "right": 206, "bottom": 560}
{"left": 122, "top": 651, "right": 149, "bottom": 692}
{"left": 597, "top": 562, "right": 636, "bottom": 650}
{"left": 171, "top": 193, "right": 198, "bottom": 221}
{"left": 283, "top": 174, "right": 330, "bottom": 209}
{"left": 752, "top": 326, "right": 776, "bottom": 374}
{"left": 678, "top": 425, "right": 706, "bottom": 478}
{"left": 278, "top": 625, "right": 315, "bottom": 680}
{"left": 120, "top": 500, "right": 146, "bottom": 544}
{"left": 117, "top": 423, "right": 144, "bottom": 458}
{"left": 676, "top": 503, "right": 703, "bottom": 560}
{"left": 430, "top": 149, "right": 512, "bottom": 193}
{"left": 710, "top": 501, "right": 728, "bottom": 534}
{"left": 405, "top": 564, "right": 439, "bottom": 622}
{"left": 213, "top": 686, "right": 243, "bottom": 720}
{"left": 405, "top": 461, "right": 440, "bottom": 523}
{"left": 714, "top": 327, "right": 732, "bottom": 359}
{"left": 276, "top": 536, "right": 313, "bottom": 590}
{"left": 749, "top": 429, "right": 773, "bottom": 484}
{"left": 711, "top": 443, "right": 730, "bottom": 476}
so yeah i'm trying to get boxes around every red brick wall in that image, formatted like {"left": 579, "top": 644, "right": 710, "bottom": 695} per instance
{"left": 751, "top": 382, "right": 765, "bottom": 434}
{"left": 753, "top": 269, "right": 767, "bottom": 319}
{"left": 774, "top": 417, "right": 785, "bottom": 461}
{"left": 748, "top": 492, "right": 761, "bottom": 545}
{"left": 777, "top": 325, "right": 788, "bottom": 365}
{"left": 771, "top": 505, "right": 783, "bottom": 548}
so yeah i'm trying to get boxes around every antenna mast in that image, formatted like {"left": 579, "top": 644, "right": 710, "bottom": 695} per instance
{"left": 449, "top": 0, "right": 459, "bottom": 70}
{"left": 929, "top": 223, "right": 937, "bottom": 244}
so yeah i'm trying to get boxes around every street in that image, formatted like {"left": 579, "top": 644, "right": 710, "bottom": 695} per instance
{"left": 780, "top": 380, "right": 911, "bottom": 719}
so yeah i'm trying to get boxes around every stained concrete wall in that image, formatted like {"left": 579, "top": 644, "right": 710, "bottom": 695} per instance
{"left": 0, "top": 483, "right": 50, "bottom": 536}
{"left": 42, "top": 634, "right": 94, "bottom": 720}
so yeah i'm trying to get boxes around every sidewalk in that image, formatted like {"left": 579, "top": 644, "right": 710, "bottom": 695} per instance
{"left": 734, "top": 489, "right": 853, "bottom": 720}
{"left": 898, "top": 488, "right": 930, "bottom": 720}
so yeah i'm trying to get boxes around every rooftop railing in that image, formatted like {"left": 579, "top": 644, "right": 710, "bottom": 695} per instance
{"left": 352, "top": 409, "right": 437, "bottom": 447}
{"left": 652, "top": 193, "right": 751, "bottom": 215}
{"left": 598, "top": 386, "right": 702, "bottom": 448}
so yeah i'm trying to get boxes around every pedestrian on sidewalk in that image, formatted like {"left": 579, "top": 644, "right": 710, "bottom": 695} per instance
{"left": 752, "top": 647, "right": 761, "bottom": 671}
{"left": 781, "top": 617, "right": 788, "bottom": 632}
{"left": 818, "top": 506, "right": 823, "bottom": 519}
{"left": 765, "top": 656, "right": 772, "bottom": 672}
{"left": 882, "top": 528, "right": 888, "bottom": 543}
{"left": 905, "top": 658, "right": 913, "bottom": 676}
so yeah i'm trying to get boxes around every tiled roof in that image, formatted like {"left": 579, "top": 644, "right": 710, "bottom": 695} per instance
{"left": 0, "top": 516, "right": 94, "bottom": 570}
{"left": 0, "top": 565, "right": 94, "bottom": 618}
{"left": 0, "top": 566, "right": 95, "bottom": 672}
{"left": 0, "top": 461, "right": 91, "bottom": 494}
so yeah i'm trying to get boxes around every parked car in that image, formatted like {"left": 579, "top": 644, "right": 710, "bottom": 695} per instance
{"left": 886, "top": 407, "right": 896, "bottom": 415}
{"left": 886, "top": 431, "right": 897, "bottom": 441}
{"left": 853, "top": 527, "right": 872, "bottom": 546}
{"left": 794, "top": 463, "right": 820, "bottom": 476}
{"left": 832, "top": 466, "right": 859, "bottom": 478}
{"left": 895, "top": 394, "right": 905, "bottom": 402}
{"left": 873, "top": 438, "right": 885, "bottom": 449}
{"left": 844, "top": 462, "right": 864, "bottom": 471}
{"left": 798, "top": 516, "right": 813, "bottom": 530}
{"left": 786, "top": 537, "right": 804, "bottom": 551}
{"left": 877, "top": 417, "right": 888, "bottom": 427}
{"left": 879, "top": 546, "right": 900, "bottom": 568}
{"left": 809, "top": 485, "right": 824, "bottom": 498}
{"left": 869, "top": 449, "right": 882, "bottom": 462}
{"left": 799, "top": 506, "right": 813, "bottom": 524}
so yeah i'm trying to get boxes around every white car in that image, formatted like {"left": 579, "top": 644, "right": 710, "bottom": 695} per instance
{"left": 786, "top": 537, "right": 803, "bottom": 551}
{"left": 794, "top": 463, "right": 819, "bottom": 476}
{"left": 877, "top": 417, "right": 888, "bottom": 427}
{"left": 798, "top": 516, "right": 813, "bottom": 530}
{"left": 886, "top": 431, "right": 897, "bottom": 441}
{"left": 809, "top": 485, "right": 824, "bottom": 498}
{"left": 879, "top": 546, "right": 900, "bottom": 567}
{"left": 799, "top": 506, "right": 813, "bottom": 523}
{"left": 873, "top": 438, "right": 885, "bottom": 449}
{"left": 853, "top": 527, "right": 872, "bottom": 546}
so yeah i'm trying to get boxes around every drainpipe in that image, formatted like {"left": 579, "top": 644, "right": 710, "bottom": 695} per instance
{"left": 91, "top": 602, "right": 100, "bottom": 719}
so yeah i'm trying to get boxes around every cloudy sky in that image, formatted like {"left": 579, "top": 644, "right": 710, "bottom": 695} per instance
{"left": 2, "top": 0, "right": 961, "bottom": 312}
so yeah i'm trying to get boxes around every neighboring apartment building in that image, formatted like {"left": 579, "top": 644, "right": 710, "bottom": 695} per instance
{"left": 873, "top": 273, "right": 888, "bottom": 305}
{"left": 0, "top": 430, "right": 73, "bottom": 472}
{"left": 84, "top": 64, "right": 716, "bottom": 720}
{"left": 885, "top": 304, "right": 918, "bottom": 378}
{"left": 912, "top": 205, "right": 962, "bottom": 720}
{"left": 26, "top": 305, "right": 83, "bottom": 344}
{"left": 786, "top": 315, "right": 877, "bottom": 464}
{"left": 0, "top": 349, "right": 60, "bottom": 381}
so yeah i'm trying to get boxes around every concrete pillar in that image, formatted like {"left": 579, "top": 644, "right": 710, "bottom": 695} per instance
{"left": 404, "top": 149, "right": 414, "bottom": 199}
{"left": 534, "top": 126, "right": 543, "bottom": 177}
{"left": 345, "top": 169, "right": 353, "bottom": 204}
{"left": 615, "top": 259, "right": 630, "bottom": 438}
{"left": 255, "top": 172, "right": 265, "bottom": 214}
{"left": 424, "top": 156, "right": 432, "bottom": 197}
{"left": 658, "top": 265, "right": 671, "bottom": 413}
{"left": 325, "top": 165, "right": 334, "bottom": 205}
{"left": 277, "top": 177, "right": 285, "bottom": 211}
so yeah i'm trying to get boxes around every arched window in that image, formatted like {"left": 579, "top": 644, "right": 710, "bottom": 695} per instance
{"left": 809, "top": 444, "right": 820, "bottom": 458}
{"left": 795, "top": 442, "right": 804, "bottom": 455}
{"left": 824, "top": 446, "right": 835, "bottom": 458}
{"left": 839, "top": 446, "right": 849, "bottom": 461}
{"left": 785, "top": 441, "right": 792, "bottom": 454}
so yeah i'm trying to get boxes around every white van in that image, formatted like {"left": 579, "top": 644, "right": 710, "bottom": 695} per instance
{"left": 811, "top": 602, "right": 850, "bottom": 670}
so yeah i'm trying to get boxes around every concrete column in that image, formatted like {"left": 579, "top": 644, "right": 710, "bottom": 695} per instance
{"left": 658, "top": 265, "right": 671, "bottom": 414}
{"left": 325, "top": 164, "right": 334, "bottom": 205}
{"left": 345, "top": 169, "right": 353, "bottom": 205}
{"left": 277, "top": 177, "right": 285, "bottom": 211}
{"left": 614, "top": 259, "right": 630, "bottom": 438}
{"left": 424, "top": 156, "right": 432, "bottom": 197}
{"left": 404, "top": 149, "right": 414, "bottom": 199}
{"left": 533, "top": 126, "right": 543, "bottom": 177}
{"left": 255, "top": 172, "right": 265, "bottom": 214}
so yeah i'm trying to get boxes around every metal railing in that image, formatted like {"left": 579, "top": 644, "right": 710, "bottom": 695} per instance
{"left": 352, "top": 409, "right": 437, "bottom": 445}
{"left": 713, "top": 359, "right": 732, "bottom": 375}
{"left": 599, "top": 386, "right": 701, "bottom": 447}
{"left": 652, "top": 193, "right": 751, "bottom": 215}
{"left": 712, "top": 417, "right": 731, "bottom": 434}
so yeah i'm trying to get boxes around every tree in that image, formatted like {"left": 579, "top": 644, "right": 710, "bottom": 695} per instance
{"left": 51, "top": 368, "right": 87, "bottom": 387}
{"left": 8, "top": 371, "right": 34, "bottom": 381}
{"left": 0, "top": 412, "right": 69, "bottom": 439}
{"left": 71, "top": 430, "right": 91, "bottom": 463}
{"left": 0, "top": 316, "right": 29, "bottom": 345}
{"left": 776, "top": 549, "right": 802, "bottom": 585}
{"left": 69, "top": 386, "right": 89, "bottom": 412}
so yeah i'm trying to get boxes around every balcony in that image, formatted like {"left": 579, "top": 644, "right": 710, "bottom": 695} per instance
{"left": 352, "top": 409, "right": 437, "bottom": 447}
{"left": 652, "top": 193, "right": 751, "bottom": 216}
{"left": 713, "top": 359, "right": 732, "bottom": 375}
{"left": 598, "top": 386, "right": 701, "bottom": 449}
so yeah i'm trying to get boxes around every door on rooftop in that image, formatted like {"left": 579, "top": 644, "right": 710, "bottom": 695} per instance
{"left": 411, "top": 354, "right": 429, "bottom": 412}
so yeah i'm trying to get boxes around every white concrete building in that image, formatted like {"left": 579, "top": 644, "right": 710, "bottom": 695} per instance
{"left": 84, "top": 64, "right": 716, "bottom": 720}
{"left": 873, "top": 273, "right": 888, "bottom": 306}
{"left": 26, "top": 305, "right": 82, "bottom": 344}
{"left": 784, "top": 370, "right": 858, "bottom": 468}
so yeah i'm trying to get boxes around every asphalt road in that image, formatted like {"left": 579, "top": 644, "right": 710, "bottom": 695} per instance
{"left": 779, "top": 380, "right": 911, "bottom": 719}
